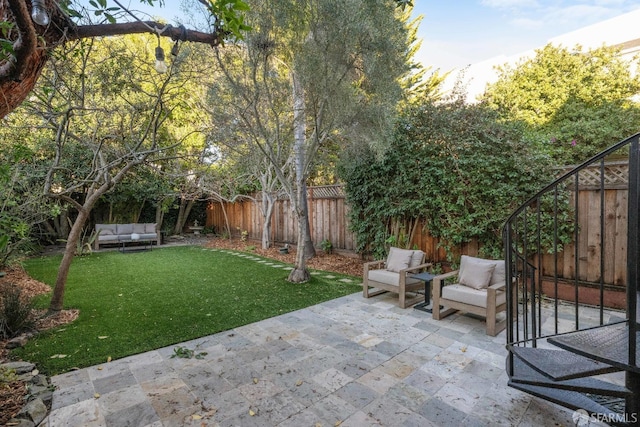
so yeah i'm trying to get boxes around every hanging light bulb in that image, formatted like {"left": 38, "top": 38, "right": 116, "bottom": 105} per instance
{"left": 155, "top": 45, "right": 168, "bottom": 73}
{"left": 31, "top": 0, "right": 50, "bottom": 26}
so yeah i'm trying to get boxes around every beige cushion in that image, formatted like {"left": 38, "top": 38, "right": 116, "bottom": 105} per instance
{"left": 441, "top": 284, "right": 506, "bottom": 308}
{"left": 145, "top": 223, "right": 157, "bottom": 234}
{"left": 386, "top": 247, "right": 413, "bottom": 272}
{"left": 459, "top": 255, "right": 496, "bottom": 290}
{"left": 409, "top": 250, "right": 425, "bottom": 268}
{"left": 368, "top": 269, "right": 422, "bottom": 286}
{"left": 490, "top": 260, "right": 506, "bottom": 286}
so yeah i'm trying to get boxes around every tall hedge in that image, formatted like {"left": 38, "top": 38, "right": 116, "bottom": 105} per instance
{"left": 338, "top": 99, "right": 555, "bottom": 260}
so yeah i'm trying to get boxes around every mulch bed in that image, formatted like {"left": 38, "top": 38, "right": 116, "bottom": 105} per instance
{"left": 0, "top": 267, "right": 80, "bottom": 424}
{"left": 0, "top": 380, "right": 27, "bottom": 425}
{"left": 203, "top": 237, "right": 366, "bottom": 277}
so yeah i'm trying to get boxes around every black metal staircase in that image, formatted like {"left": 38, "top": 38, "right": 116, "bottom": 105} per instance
{"left": 503, "top": 134, "right": 640, "bottom": 426}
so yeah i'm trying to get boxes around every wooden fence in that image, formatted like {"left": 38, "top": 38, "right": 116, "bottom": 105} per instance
{"left": 206, "top": 185, "right": 357, "bottom": 250}
{"left": 538, "top": 161, "right": 629, "bottom": 307}
{"left": 206, "top": 164, "right": 629, "bottom": 304}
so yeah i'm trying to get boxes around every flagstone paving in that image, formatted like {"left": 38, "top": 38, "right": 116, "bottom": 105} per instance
{"left": 41, "top": 287, "right": 613, "bottom": 427}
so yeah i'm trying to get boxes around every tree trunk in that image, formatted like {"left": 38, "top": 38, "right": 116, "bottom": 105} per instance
{"left": 220, "top": 200, "right": 231, "bottom": 238}
{"left": 155, "top": 200, "right": 164, "bottom": 228}
{"left": 261, "top": 191, "right": 275, "bottom": 249}
{"left": 133, "top": 199, "right": 146, "bottom": 223}
{"left": 287, "top": 70, "right": 310, "bottom": 283}
{"left": 60, "top": 207, "right": 70, "bottom": 239}
{"left": 173, "top": 197, "right": 197, "bottom": 234}
{"left": 155, "top": 200, "right": 165, "bottom": 243}
{"left": 183, "top": 199, "right": 195, "bottom": 229}
{"left": 48, "top": 208, "right": 90, "bottom": 312}
{"left": 288, "top": 213, "right": 310, "bottom": 282}
{"left": 300, "top": 180, "right": 316, "bottom": 259}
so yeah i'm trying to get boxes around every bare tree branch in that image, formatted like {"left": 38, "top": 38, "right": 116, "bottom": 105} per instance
{"left": 73, "top": 22, "right": 221, "bottom": 46}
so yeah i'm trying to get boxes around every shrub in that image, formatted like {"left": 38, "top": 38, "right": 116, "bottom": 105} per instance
{"left": 320, "top": 239, "right": 333, "bottom": 254}
{"left": 0, "top": 285, "right": 35, "bottom": 339}
{"left": 338, "top": 97, "right": 557, "bottom": 260}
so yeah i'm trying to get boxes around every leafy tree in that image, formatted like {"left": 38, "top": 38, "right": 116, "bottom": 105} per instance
{"left": 2, "top": 33, "right": 213, "bottom": 312}
{"left": 207, "top": 0, "right": 414, "bottom": 282}
{"left": 0, "top": 142, "right": 52, "bottom": 268}
{"left": 339, "top": 93, "right": 556, "bottom": 260}
{"left": 481, "top": 44, "right": 640, "bottom": 164}
{"left": 0, "top": 0, "right": 250, "bottom": 118}
{"left": 1, "top": 0, "right": 410, "bottom": 118}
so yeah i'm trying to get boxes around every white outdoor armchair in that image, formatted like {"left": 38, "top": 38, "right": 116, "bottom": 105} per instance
{"left": 363, "top": 247, "right": 431, "bottom": 308}
{"left": 431, "top": 255, "right": 510, "bottom": 336}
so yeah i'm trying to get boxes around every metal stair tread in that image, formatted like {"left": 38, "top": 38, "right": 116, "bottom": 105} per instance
{"left": 509, "top": 353, "right": 630, "bottom": 396}
{"left": 547, "top": 322, "right": 640, "bottom": 374}
{"left": 510, "top": 346, "right": 621, "bottom": 380}
{"left": 507, "top": 382, "right": 630, "bottom": 426}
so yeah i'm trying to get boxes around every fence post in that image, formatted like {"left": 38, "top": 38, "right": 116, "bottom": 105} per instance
{"left": 625, "top": 135, "right": 639, "bottom": 427}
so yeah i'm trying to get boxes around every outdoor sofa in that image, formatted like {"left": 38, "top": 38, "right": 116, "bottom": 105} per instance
{"left": 94, "top": 223, "right": 159, "bottom": 250}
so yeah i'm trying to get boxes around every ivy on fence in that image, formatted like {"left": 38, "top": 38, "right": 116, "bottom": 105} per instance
{"left": 338, "top": 99, "right": 559, "bottom": 261}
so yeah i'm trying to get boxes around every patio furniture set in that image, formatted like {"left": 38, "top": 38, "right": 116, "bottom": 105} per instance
{"left": 363, "top": 247, "right": 509, "bottom": 336}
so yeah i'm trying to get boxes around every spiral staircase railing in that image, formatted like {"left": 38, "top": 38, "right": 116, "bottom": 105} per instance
{"left": 503, "top": 133, "right": 639, "bottom": 425}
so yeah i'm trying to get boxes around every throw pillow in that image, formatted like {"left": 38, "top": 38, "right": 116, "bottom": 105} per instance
{"left": 409, "top": 250, "right": 425, "bottom": 268}
{"left": 458, "top": 255, "right": 496, "bottom": 290}
{"left": 490, "top": 260, "right": 506, "bottom": 286}
{"left": 386, "top": 247, "right": 414, "bottom": 272}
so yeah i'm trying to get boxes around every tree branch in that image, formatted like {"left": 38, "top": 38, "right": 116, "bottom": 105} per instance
{"left": 1, "top": 0, "right": 39, "bottom": 81}
{"left": 73, "top": 22, "right": 222, "bottom": 46}
{"left": 0, "top": 3, "right": 223, "bottom": 118}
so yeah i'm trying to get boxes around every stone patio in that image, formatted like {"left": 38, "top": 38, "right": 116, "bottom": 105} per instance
{"left": 42, "top": 291, "right": 607, "bottom": 426}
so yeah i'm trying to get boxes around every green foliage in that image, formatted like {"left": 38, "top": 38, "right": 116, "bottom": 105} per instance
{"left": 171, "top": 345, "right": 207, "bottom": 359}
{"left": 15, "top": 246, "right": 360, "bottom": 374}
{"left": 482, "top": 44, "right": 640, "bottom": 165}
{"left": 202, "top": 0, "right": 252, "bottom": 42}
{"left": 0, "top": 285, "right": 35, "bottom": 339}
{"left": 0, "top": 366, "right": 18, "bottom": 384}
{"left": 59, "top": 227, "right": 98, "bottom": 257}
{"left": 0, "top": 143, "right": 48, "bottom": 268}
{"left": 338, "top": 97, "right": 556, "bottom": 260}
{"left": 2, "top": 32, "right": 215, "bottom": 246}
{"left": 0, "top": 21, "right": 15, "bottom": 62}
{"left": 87, "top": 0, "right": 121, "bottom": 23}
{"left": 320, "top": 239, "right": 333, "bottom": 254}
{"left": 395, "top": 0, "right": 413, "bottom": 10}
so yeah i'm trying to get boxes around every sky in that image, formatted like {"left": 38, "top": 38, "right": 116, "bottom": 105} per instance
{"left": 411, "top": 0, "right": 640, "bottom": 72}
{"left": 130, "top": 0, "right": 640, "bottom": 72}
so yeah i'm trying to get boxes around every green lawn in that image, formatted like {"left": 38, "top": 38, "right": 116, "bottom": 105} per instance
{"left": 13, "top": 246, "right": 361, "bottom": 375}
